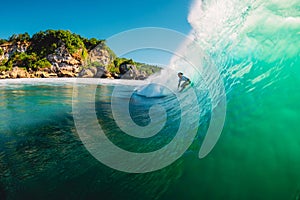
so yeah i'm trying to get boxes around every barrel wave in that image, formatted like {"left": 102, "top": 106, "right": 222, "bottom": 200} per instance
{"left": 137, "top": 0, "right": 300, "bottom": 198}
{"left": 162, "top": 0, "right": 300, "bottom": 199}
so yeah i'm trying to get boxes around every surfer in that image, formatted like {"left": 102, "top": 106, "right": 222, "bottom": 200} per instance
{"left": 177, "top": 72, "right": 191, "bottom": 92}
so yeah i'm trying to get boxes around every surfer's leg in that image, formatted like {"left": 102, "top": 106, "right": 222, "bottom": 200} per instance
{"left": 179, "top": 81, "right": 189, "bottom": 92}
{"left": 184, "top": 81, "right": 191, "bottom": 88}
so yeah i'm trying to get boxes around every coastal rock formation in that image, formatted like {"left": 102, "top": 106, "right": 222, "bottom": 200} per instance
{"left": 47, "top": 45, "right": 81, "bottom": 73}
{"left": 94, "top": 66, "right": 106, "bottom": 78}
{"left": 78, "top": 66, "right": 114, "bottom": 79}
{"left": 0, "top": 67, "right": 30, "bottom": 79}
{"left": 78, "top": 68, "right": 95, "bottom": 78}
{"left": 88, "top": 43, "right": 115, "bottom": 66}
{"left": 119, "top": 63, "right": 147, "bottom": 80}
{"left": 34, "top": 71, "right": 58, "bottom": 78}
{"left": 0, "top": 30, "right": 161, "bottom": 79}
{"left": 0, "top": 41, "right": 29, "bottom": 61}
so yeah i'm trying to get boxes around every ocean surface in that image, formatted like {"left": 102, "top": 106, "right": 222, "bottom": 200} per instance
{"left": 1, "top": 0, "right": 300, "bottom": 199}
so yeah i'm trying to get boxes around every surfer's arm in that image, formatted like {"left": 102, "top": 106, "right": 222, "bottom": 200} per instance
{"left": 178, "top": 80, "right": 181, "bottom": 88}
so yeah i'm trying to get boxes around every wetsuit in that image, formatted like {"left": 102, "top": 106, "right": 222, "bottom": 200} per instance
{"left": 178, "top": 75, "right": 191, "bottom": 92}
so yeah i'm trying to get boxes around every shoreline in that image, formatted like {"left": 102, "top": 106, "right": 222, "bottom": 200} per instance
{"left": 0, "top": 77, "right": 148, "bottom": 86}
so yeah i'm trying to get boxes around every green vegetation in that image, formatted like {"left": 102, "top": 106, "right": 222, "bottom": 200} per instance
{"left": 0, "top": 59, "right": 7, "bottom": 66}
{"left": 34, "top": 58, "right": 52, "bottom": 69}
{"left": 108, "top": 58, "right": 135, "bottom": 74}
{"left": 0, "top": 39, "right": 7, "bottom": 45}
{"left": 0, "top": 59, "right": 7, "bottom": 71}
{"left": 107, "top": 62, "right": 120, "bottom": 74}
{"left": 89, "top": 57, "right": 161, "bottom": 75}
{"left": 113, "top": 57, "right": 135, "bottom": 67}
{"left": 0, "top": 29, "right": 161, "bottom": 76}
{"left": 7, "top": 52, "right": 37, "bottom": 70}
{"left": 9, "top": 33, "right": 30, "bottom": 43}
{"left": 81, "top": 37, "right": 105, "bottom": 51}
{"left": 84, "top": 57, "right": 137, "bottom": 74}
{"left": 135, "top": 62, "right": 161, "bottom": 75}
{"left": 28, "top": 30, "right": 85, "bottom": 58}
{"left": 110, "top": 58, "right": 161, "bottom": 75}
{"left": 6, "top": 52, "right": 52, "bottom": 70}
{"left": 0, "top": 66, "right": 6, "bottom": 71}
{"left": 0, "top": 30, "right": 105, "bottom": 71}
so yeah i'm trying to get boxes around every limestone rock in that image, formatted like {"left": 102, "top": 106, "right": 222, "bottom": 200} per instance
{"left": 0, "top": 72, "right": 10, "bottom": 79}
{"left": 78, "top": 66, "right": 114, "bottom": 78}
{"left": 17, "top": 69, "right": 30, "bottom": 78}
{"left": 57, "top": 70, "right": 76, "bottom": 77}
{"left": 47, "top": 45, "right": 82, "bottom": 73}
{"left": 119, "top": 64, "right": 137, "bottom": 75}
{"left": 88, "top": 44, "right": 114, "bottom": 66}
{"left": 119, "top": 64, "right": 146, "bottom": 80}
{"left": 0, "top": 41, "right": 30, "bottom": 62}
{"left": 6, "top": 67, "right": 30, "bottom": 78}
{"left": 78, "top": 68, "right": 94, "bottom": 78}
{"left": 94, "top": 66, "right": 106, "bottom": 78}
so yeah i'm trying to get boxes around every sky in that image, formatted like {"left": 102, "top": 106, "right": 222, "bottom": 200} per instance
{"left": 0, "top": 0, "right": 193, "bottom": 65}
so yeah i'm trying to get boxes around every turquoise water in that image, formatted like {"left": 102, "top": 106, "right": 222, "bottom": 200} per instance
{"left": 0, "top": 83, "right": 197, "bottom": 199}
{"left": 1, "top": 0, "right": 300, "bottom": 199}
{"left": 0, "top": 67, "right": 299, "bottom": 200}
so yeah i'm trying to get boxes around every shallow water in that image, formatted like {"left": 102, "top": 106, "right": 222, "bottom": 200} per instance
{"left": 0, "top": 82, "right": 185, "bottom": 199}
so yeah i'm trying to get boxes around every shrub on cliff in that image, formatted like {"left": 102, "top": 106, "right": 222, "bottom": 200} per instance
{"left": 9, "top": 33, "right": 30, "bottom": 43}
{"left": 0, "top": 59, "right": 8, "bottom": 70}
{"left": 81, "top": 37, "right": 104, "bottom": 51}
{"left": 34, "top": 58, "right": 52, "bottom": 69}
{"left": 0, "top": 66, "right": 6, "bottom": 71}
{"left": 113, "top": 58, "right": 135, "bottom": 67}
{"left": 28, "top": 30, "right": 86, "bottom": 59}
{"left": 106, "top": 58, "right": 135, "bottom": 74}
{"left": 0, "top": 39, "right": 7, "bottom": 45}
{"left": 6, "top": 52, "right": 51, "bottom": 70}
{"left": 8, "top": 53, "right": 38, "bottom": 69}
{"left": 7, "top": 52, "right": 37, "bottom": 70}
{"left": 135, "top": 63, "right": 161, "bottom": 75}
{"left": 0, "top": 59, "right": 7, "bottom": 66}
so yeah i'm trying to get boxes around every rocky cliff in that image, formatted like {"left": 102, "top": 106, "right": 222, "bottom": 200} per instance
{"left": 0, "top": 41, "right": 29, "bottom": 61}
{"left": 0, "top": 30, "right": 161, "bottom": 79}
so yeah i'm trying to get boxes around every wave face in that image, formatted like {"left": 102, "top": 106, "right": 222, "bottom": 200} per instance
{"left": 162, "top": 0, "right": 300, "bottom": 199}
{"left": 170, "top": 0, "right": 300, "bottom": 97}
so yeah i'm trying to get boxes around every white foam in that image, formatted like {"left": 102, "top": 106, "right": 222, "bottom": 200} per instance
{"left": 135, "top": 83, "right": 172, "bottom": 97}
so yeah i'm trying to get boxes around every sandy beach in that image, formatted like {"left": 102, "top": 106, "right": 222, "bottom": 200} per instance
{"left": 0, "top": 77, "right": 148, "bottom": 86}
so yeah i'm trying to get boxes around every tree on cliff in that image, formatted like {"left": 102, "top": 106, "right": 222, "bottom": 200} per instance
{"left": 9, "top": 33, "right": 30, "bottom": 42}
{"left": 28, "top": 30, "right": 86, "bottom": 59}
